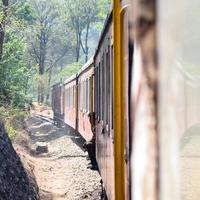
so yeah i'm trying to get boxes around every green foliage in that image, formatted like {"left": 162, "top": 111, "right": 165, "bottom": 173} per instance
{"left": 0, "top": 106, "right": 29, "bottom": 140}
{"left": 0, "top": 0, "right": 111, "bottom": 107}
{"left": 53, "top": 62, "right": 81, "bottom": 83}
{"left": 0, "top": 32, "right": 31, "bottom": 107}
{"left": 14, "top": 3, "right": 36, "bottom": 24}
{"left": 32, "top": 73, "right": 49, "bottom": 99}
{"left": 0, "top": 0, "right": 35, "bottom": 108}
{"left": 97, "top": 0, "right": 111, "bottom": 20}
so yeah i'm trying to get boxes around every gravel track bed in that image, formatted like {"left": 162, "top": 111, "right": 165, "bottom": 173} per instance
{"left": 25, "top": 116, "right": 101, "bottom": 200}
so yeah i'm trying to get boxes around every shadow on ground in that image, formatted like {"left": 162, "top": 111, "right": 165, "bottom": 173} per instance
{"left": 24, "top": 115, "right": 86, "bottom": 156}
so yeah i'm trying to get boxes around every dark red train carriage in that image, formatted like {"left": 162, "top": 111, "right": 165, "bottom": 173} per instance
{"left": 63, "top": 74, "right": 78, "bottom": 130}
{"left": 94, "top": 13, "right": 115, "bottom": 200}
{"left": 52, "top": 83, "right": 64, "bottom": 127}
{"left": 77, "top": 58, "right": 95, "bottom": 142}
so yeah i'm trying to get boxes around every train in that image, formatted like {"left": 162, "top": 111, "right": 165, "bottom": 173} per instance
{"left": 52, "top": 0, "right": 200, "bottom": 200}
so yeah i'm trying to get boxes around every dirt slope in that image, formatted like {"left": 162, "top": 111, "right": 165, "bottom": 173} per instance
{"left": 16, "top": 113, "right": 101, "bottom": 200}
{"left": 0, "top": 122, "right": 39, "bottom": 200}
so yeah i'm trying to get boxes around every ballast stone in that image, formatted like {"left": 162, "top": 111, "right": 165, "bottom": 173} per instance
{"left": 35, "top": 142, "right": 48, "bottom": 154}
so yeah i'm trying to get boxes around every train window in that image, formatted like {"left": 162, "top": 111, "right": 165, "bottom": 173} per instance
{"left": 106, "top": 46, "right": 110, "bottom": 130}
{"left": 72, "top": 86, "right": 73, "bottom": 109}
{"left": 85, "top": 80, "right": 86, "bottom": 112}
{"left": 102, "top": 53, "right": 105, "bottom": 123}
{"left": 111, "top": 45, "right": 114, "bottom": 130}
{"left": 67, "top": 88, "right": 68, "bottom": 108}
{"left": 70, "top": 87, "right": 71, "bottom": 108}
{"left": 69, "top": 87, "right": 71, "bottom": 108}
{"left": 69, "top": 87, "right": 72, "bottom": 108}
{"left": 90, "top": 76, "right": 93, "bottom": 113}
{"left": 82, "top": 81, "right": 84, "bottom": 111}
{"left": 99, "top": 61, "right": 102, "bottom": 120}
{"left": 80, "top": 83, "right": 82, "bottom": 111}
{"left": 85, "top": 79, "right": 88, "bottom": 112}
{"left": 95, "top": 65, "right": 98, "bottom": 119}
{"left": 98, "top": 62, "right": 100, "bottom": 121}
{"left": 158, "top": 0, "right": 200, "bottom": 199}
{"left": 70, "top": 86, "right": 73, "bottom": 108}
{"left": 72, "top": 85, "right": 74, "bottom": 109}
{"left": 80, "top": 82, "right": 82, "bottom": 111}
{"left": 83, "top": 81, "right": 84, "bottom": 111}
{"left": 88, "top": 78, "right": 90, "bottom": 113}
{"left": 103, "top": 51, "right": 107, "bottom": 127}
{"left": 78, "top": 84, "right": 80, "bottom": 110}
{"left": 84, "top": 80, "right": 86, "bottom": 112}
{"left": 86, "top": 79, "right": 88, "bottom": 112}
{"left": 74, "top": 85, "right": 75, "bottom": 109}
{"left": 88, "top": 78, "right": 89, "bottom": 112}
{"left": 66, "top": 87, "right": 68, "bottom": 108}
{"left": 85, "top": 80, "right": 87, "bottom": 112}
{"left": 81, "top": 82, "right": 83, "bottom": 111}
{"left": 67, "top": 87, "right": 69, "bottom": 108}
{"left": 79, "top": 83, "right": 80, "bottom": 111}
{"left": 72, "top": 86, "right": 74, "bottom": 108}
{"left": 89, "top": 77, "right": 91, "bottom": 112}
{"left": 71, "top": 87, "right": 72, "bottom": 108}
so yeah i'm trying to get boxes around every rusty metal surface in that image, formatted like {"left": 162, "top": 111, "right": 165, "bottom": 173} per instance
{"left": 52, "top": 83, "right": 64, "bottom": 125}
{"left": 77, "top": 63, "right": 94, "bottom": 141}
{"left": 94, "top": 17, "right": 115, "bottom": 200}
{"left": 64, "top": 79, "right": 77, "bottom": 130}
{"left": 78, "top": 111, "right": 94, "bottom": 141}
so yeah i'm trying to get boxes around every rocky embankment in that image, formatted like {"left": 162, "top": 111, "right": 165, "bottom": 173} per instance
{"left": 0, "top": 122, "right": 39, "bottom": 200}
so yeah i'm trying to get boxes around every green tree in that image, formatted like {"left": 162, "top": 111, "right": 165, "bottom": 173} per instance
{"left": 0, "top": 0, "right": 35, "bottom": 107}
{"left": 63, "top": 0, "right": 98, "bottom": 62}
{"left": 0, "top": 0, "right": 9, "bottom": 60}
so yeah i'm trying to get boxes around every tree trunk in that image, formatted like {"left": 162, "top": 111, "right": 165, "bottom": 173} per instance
{"left": 0, "top": 0, "right": 9, "bottom": 60}
{"left": 75, "top": 30, "right": 81, "bottom": 62}
{"left": 38, "top": 29, "right": 47, "bottom": 104}
{"left": 46, "top": 66, "right": 53, "bottom": 101}
{"left": 80, "top": 22, "right": 90, "bottom": 63}
{"left": 39, "top": 30, "right": 46, "bottom": 75}
{"left": 84, "top": 22, "right": 90, "bottom": 62}
{"left": 0, "top": 26, "right": 5, "bottom": 60}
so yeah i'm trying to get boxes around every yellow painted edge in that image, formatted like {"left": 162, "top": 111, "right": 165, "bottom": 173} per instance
{"left": 113, "top": 1, "right": 125, "bottom": 199}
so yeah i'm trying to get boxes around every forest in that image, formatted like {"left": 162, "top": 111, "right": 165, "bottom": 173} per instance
{"left": 0, "top": 0, "right": 110, "bottom": 108}
{"left": 0, "top": 0, "right": 110, "bottom": 139}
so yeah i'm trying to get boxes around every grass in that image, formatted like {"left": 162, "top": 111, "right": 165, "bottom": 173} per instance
{"left": 0, "top": 106, "right": 29, "bottom": 140}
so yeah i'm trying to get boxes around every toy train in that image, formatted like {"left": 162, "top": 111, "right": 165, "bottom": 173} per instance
{"left": 52, "top": 0, "right": 199, "bottom": 199}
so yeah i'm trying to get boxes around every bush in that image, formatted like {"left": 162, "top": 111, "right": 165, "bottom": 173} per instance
{"left": 0, "top": 106, "right": 29, "bottom": 140}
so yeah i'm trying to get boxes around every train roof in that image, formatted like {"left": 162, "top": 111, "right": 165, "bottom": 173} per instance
{"left": 77, "top": 57, "right": 94, "bottom": 77}
{"left": 63, "top": 58, "right": 94, "bottom": 86}
{"left": 94, "top": 11, "right": 112, "bottom": 59}
{"left": 64, "top": 73, "right": 77, "bottom": 85}
{"left": 52, "top": 82, "right": 63, "bottom": 88}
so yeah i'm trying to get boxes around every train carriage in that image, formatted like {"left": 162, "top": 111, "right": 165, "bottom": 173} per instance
{"left": 77, "top": 58, "right": 95, "bottom": 142}
{"left": 64, "top": 74, "right": 78, "bottom": 130}
{"left": 52, "top": 83, "right": 64, "bottom": 127}
{"left": 52, "top": 0, "right": 200, "bottom": 199}
{"left": 94, "top": 13, "right": 115, "bottom": 200}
